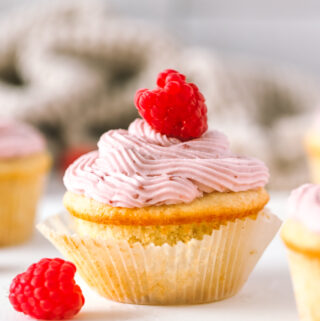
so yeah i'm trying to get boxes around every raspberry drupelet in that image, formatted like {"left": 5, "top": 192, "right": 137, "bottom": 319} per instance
{"left": 135, "top": 69, "right": 208, "bottom": 141}
{"left": 9, "top": 258, "right": 84, "bottom": 320}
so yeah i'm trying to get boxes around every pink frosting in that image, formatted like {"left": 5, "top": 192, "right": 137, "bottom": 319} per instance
{"left": 64, "top": 119, "right": 269, "bottom": 208}
{"left": 0, "top": 119, "right": 46, "bottom": 159}
{"left": 288, "top": 184, "right": 320, "bottom": 232}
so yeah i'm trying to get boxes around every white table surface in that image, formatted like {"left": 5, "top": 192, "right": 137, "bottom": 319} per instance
{"left": 0, "top": 190, "right": 299, "bottom": 321}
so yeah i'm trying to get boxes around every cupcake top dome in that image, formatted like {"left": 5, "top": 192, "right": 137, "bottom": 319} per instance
{"left": 288, "top": 184, "right": 320, "bottom": 232}
{"left": 0, "top": 119, "right": 45, "bottom": 159}
{"left": 64, "top": 69, "right": 269, "bottom": 208}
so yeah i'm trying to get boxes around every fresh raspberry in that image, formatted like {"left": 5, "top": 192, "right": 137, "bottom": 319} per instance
{"left": 9, "top": 258, "right": 84, "bottom": 320}
{"left": 135, "top": 69, "right": 208, "bottom": 140}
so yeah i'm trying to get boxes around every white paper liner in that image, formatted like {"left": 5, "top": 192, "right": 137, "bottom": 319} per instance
{"left": 38, "top": 209, "right": 281, "bottom": 305}
{"left": 286, "top": 249, "right": 320, "bottom": 321}
{"left": 0, "top": 174, "right": 46, "bottom": 246}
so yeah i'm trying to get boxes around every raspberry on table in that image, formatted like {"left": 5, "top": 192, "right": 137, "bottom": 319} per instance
{"left": 135, "top": 69, "right": 208, "bottom": 141}
{"left": 9, "top": 258, "right": 85, "bottom": 320}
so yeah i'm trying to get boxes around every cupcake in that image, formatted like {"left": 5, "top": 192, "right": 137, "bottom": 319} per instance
{"left": 0, "top": 119, "right": 51, "bottom": 245}
{"left": 305, "top": 113, "right": 320, "bottom": 183}
{"left": 281, "top": 184, "right": 320, "bottom": 320}
{"left": 38, "top": 69, "right": 281, "bottom": 305}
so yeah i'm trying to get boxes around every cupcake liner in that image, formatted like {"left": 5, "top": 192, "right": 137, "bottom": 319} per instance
{"left": 38, "top": 209, "right": 281, "bottom": 305}
{"left": 286, "top": 249, "right": 320, "bottom": 321}
{"left": 0, "top": 173, "right": 47, "bottom": 245}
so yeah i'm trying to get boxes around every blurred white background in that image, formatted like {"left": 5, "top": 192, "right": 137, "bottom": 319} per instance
{"left": 1, "top": 0, "right": 320, "bottom": 76}
{"left": 0, "top": 0, "right": 319, "bottom": 190}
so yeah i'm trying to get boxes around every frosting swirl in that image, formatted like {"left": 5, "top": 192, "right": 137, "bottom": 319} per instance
{"left": 0, "top": 119, "right": 46, "bottom": 159}
{"left": 64, "top": 119, "right": 269, "bottom": 208}
{"left": 288, "top": 184, "right": 320, "bottom": 232}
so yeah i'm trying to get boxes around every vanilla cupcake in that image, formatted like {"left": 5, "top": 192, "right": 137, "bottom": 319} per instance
{"left": 39, "top": 69, "right": 281, "bottom": 305}
{"left": 282, "top": 184, "right": 320, "bottom": 320}
{"left": 305, "top": 113, "right": 320, "bottom": 183}
{"left": 0, "top": 120, "right": 51, "bottom": 245}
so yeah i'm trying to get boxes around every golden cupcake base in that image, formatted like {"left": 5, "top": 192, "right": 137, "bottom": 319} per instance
{"left": 38, "top": 210, "right": 281, "bottom": 305}
{"left": 63, "top": 188, "right": 269, "bottom": 225}
{"left": 282, "top": 220, "right": 320, "bottom": 320}
{"left": 0, "top": 152, "right": 51, "bottom": 246}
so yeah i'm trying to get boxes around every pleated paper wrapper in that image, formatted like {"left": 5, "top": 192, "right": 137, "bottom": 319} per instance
{"left": 0, "top": 174, "right": 47, "bottom": 246}
{"left": 38, "top": 209, "right": 281, "bottom": 305}
{"left": 286, "top": 249, "right": 320, "bottom": 321}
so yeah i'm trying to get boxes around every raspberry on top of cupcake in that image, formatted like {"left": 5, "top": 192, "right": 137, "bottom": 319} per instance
{"left": 0, "top": 119, "right": 46, "bottom": 159}
{"left": 64, "top": 69, "right": 269, "bottom": 209}
{"left": 135, "top": 69, "right": 207, "bottom": 141}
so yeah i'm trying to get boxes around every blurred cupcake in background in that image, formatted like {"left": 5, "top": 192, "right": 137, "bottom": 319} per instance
{"left": 281, "top": 184, "right": 320, "bottom": 321}
{"left": 0, "top": 120, "right": 51, "bottom": 245}
{"left": 39, "top": 70, "right": 281, "bottom": 305}
{"left": 305, "top": 112, "right": 320, "bottom": 183}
